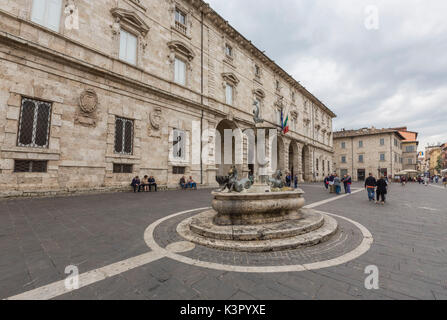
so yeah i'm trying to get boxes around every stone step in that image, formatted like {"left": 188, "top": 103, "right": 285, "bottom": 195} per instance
{"left": 189, "top": 209, "right": 324, "bottom": 241}
{"left": 177, "top": 211, "right": 338, "bottom": 253}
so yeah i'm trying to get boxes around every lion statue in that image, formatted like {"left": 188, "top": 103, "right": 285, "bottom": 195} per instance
{"left": 216, "top": 167, "right": 254, "bottom": 193}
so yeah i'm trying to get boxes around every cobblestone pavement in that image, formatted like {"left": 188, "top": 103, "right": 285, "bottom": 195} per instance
{"left": 1, "top": 182, "right": 446, "bottom": 300}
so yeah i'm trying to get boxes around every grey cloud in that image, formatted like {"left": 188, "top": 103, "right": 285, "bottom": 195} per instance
{"left": 207, "top": 0, "right": 447, "bottom": 148}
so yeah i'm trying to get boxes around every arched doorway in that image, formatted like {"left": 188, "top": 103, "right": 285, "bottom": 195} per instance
{"left": 288, "top": 142, "right": 299, "bottom": 177}
{"left": 215, "top": 120, "right": 243, "bottom": 176}
{"left": 302, "top": 145, "right": 311, "bottom": 182}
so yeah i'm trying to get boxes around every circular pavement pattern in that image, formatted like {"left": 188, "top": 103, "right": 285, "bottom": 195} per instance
{"left": 144, "top": 207, "right": 374, "bottom": 273}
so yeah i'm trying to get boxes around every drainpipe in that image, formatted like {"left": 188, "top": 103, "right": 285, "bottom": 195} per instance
{"left": 200, "top": 10, "right": 204, "bottom": 185}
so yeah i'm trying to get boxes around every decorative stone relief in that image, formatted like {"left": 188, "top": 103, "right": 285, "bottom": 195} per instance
{"left": 148, "top": 107, "right": 164, "bottom": 138}
{"left": 75, "top": 89, "right": 98, "bottom": 127}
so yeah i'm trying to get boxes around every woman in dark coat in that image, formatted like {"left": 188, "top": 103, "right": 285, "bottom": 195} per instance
{"left": 376, "top": 175, "right": 388, "bottom": 204}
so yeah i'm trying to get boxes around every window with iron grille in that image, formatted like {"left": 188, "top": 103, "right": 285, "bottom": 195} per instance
{"left": 14, "top": 160, "right": 48, "bottom": 173}
{"left": 114, "top": 117, "right": 134, "bottom": 155}
{"left": 173, "top": 129, "right": 186, "bottom": 160}
{"left": 173, "top": 166, "right": 185, "bottom": 175}
{"left": 113, "top": 163, "right": 133, "bottom": 173}
{"left": 18, "top": 97, "right": 52, "bottom": 148}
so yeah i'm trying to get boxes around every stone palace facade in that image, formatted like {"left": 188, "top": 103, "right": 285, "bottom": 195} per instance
{"left": 0, "top": 0, "right": 336, "bottom": 197}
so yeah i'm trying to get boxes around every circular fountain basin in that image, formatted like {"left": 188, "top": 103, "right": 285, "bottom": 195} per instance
{"left": 212, "top": 189, "right": 306, "bottom": 226}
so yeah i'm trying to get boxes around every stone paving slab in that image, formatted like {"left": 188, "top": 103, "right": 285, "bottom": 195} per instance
{"left": 1, "top": 183, "right": 447, "bottom": 300}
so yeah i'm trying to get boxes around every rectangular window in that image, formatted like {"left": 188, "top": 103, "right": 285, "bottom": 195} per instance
{"left": 380, "top": 138, "right": 385, "bottom": 146}
{"left": 359, "top": 155, "right": 364, "bottom": 163}
{"left": 341, "top": 142, "right": 346, "bottom": 149}
{"left": 341, "top": 156, "right": 347, "bottom": 164}
{"left": 114, "top": 117, "right": 134, "bottom": 155}
{"left": 18, "top": 98, "right": 52, "bottom": 148}
{"left": 175, "top": 8, "right": 186, "bottom": 25}
{"left": 380, "top": 153, "right": 386, "bottom": 161}
{"left": 14, "top": 160, "right": 48, "bottom": 173}
{"left": 31, "top": 0, "right": 62, "bottom": 32}
{"left": 408, "top": 158, "right": 413, "bottom": 165}
{"left": 173, "top": 129, "right": 186, "bottom": 160}
{"left": 406, "top": 146, "right": 415, "bottom": 152}
{"left": 173, "top": 166, "right": 186, "bottom": 175}
{"left": 359, "top": 141, "right": 364, "bottom": 148}
{"left": 174, "top": 58, "right": 186, "bottom": 86}
{"left": 395, "top": 154, "right": 398, "bottom": 162}
{"left": 119, "top": 29, "right": 137, "bottom": 65}
{"left": 225, "top": 84, "right": 233, "bottom": 105}
{"left": 174, "top": 8, "right": 187, "bottom": 34}
{"left": 394, "top": 139, "right": 398, "bottom": 147}
{"left": 113, "top": 164, "right": 133, "bottom": 173}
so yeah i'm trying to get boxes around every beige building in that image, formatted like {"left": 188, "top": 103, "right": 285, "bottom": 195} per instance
{"left": 334, "top": 127, "right": 405, "bottom": 181}
{"left": 393, "top": 127, "right": 419, "bottom": 172}
{"left": 427, "top": 146, "right": 442, "bottom": 176}
{"left": 0, "top": 0, "right": 335, "bottom": 197}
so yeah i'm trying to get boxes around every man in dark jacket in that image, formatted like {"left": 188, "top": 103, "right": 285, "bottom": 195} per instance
{"left": 365, "top": 173, "right": 377, "bottom": 201}
{"left": 148, "top": 176, "right": 157, "bottom": 192}
{"left": 376, "top": 175, "right": 388, "bottom": 204}
{"left": 131, "top": 176, "right": 141, "bottom": 193}
{"left": 342, "top": 174, "right": 352, "bottom": 194}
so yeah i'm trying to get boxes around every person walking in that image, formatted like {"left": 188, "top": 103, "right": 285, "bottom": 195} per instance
{"left": 424, "top": 176, "right": 429, "bottom": 187}
{"left": 443, "top": 175, "right": 447, "bottom": 188}
{"left": 365, "top": 173, "right": 377, "bottom": 202}
{"left": 294, "top": 174, "right": 298, "bottom": 189}
{"left": 324, "top": 175, "right": 329, "bottom": 190}
{"left": 334, "top": 174, "right": 341, "bottom": 195}
{"left": 376, "top": 175, "right": 388, "bottom": 205}
{"left": 345, "top": 174, "right": 352, "bottom": 194}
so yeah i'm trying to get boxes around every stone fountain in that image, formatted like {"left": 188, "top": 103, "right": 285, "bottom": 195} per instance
{"left": 177, "top": 104, "right": 338, "bottom": 252}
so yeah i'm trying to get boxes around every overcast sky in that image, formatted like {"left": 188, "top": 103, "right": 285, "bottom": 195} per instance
{"left": 207, "top": 0, "right": 447, "bottom": 150}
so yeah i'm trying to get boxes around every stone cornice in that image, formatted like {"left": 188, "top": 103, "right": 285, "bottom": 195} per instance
{"left": 187, "top": 0, "right": 337, "bottom": 119}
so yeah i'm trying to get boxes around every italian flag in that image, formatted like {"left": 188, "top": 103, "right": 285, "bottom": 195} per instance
{"left": 282, "top": 109, "right": 289, "bottom": 134}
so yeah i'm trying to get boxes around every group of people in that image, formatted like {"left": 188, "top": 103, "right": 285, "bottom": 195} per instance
{"left": 179, "top": 176, "right": 198, "bottom": 190}
{"left": 365, "top": 173, "right": 389, "bottom": 205}
{"left": 131, "top": 176, "right": 158, "bottom": 193}
{"left": 131, "top": 175, "right": 198, "bottom": 192}
{"left": 324, "top": 173, "right": 352, "bottom": 195}
{"left": 285, "top": 173, "right": 299, "bottom": 189}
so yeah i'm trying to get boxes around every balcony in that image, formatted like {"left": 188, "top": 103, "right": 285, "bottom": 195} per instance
{"left": 175, "top": 21, "right": 187, "bottom": 35}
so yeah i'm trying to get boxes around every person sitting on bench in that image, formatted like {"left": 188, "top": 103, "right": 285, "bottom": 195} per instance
{"left": 179, "top": 176, "right": 187, "bottom": 189}
{"left": 148, "top": 176, "right": 157, "bottom": 192}
{"left": 131, "top": 176, "right": 140, "bottom": 193}
{"left": 187, "top": 176, "right": 197, "bottom": 190}
{"left": 140, "top": 175, "right": 149, "bottom": 192}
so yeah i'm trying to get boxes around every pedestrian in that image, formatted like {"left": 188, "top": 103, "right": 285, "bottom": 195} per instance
{"left": 424, "top": 176, "right": 429, "bottom": 186}
{"left": 400, "top": 175, "right": 406, "bottom": 186}
{"left": 334, "top": 174, "right": 341, "bottom": 195}
{"left": 345, "top": 173, "right": 352, "bottom": 194}
{"left": 294, "top": 174, "right": 298, "bottom": 189}
{"left": 329, "top": 173, "right": 335, "bottom": 193}
{"left": 324, "top": 175, "right": 329, "bottom": 190}
{"left": 285, "top": 173, "right": 292, "bottom": 187}
{"left": 443, "top": 175, "right": 447, "bottom": 188}
{"left": 365, "top": 173, "right": 377, "bottom": 202}
{"left": 376, "top": 175, "right": 388, "bottom": 205}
